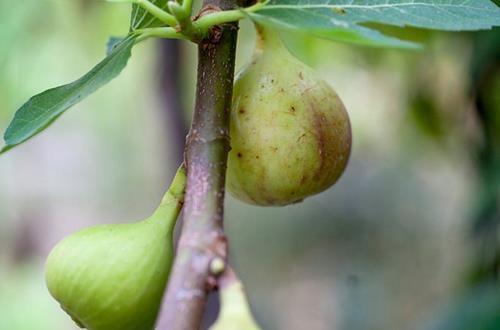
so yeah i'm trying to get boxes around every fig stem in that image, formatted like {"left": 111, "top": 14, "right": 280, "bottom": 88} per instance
{"left": 108, "top": 0, "right": 178, "bottom": 27}
{"left": 159, "top": 165, "right": 187, "bottom": 206}
{"left": 148, "top": 165, "right": 187, "bottom": 232}
{"left": 194, "top": 1, "right": 268, "bottom": 33}
{"left": 254, "top": 23, "right": 284, "bottom": 52}
{"left": 130, "top": 1, "right": 268, "bottom": 42}
{"left": 134, "top": 27, "right": 187, "bottom": 42}
{"left": 168, "top": 1, "right": 202, "bottom": 41}
{"left": 155, "top": 0, "right": 242, "bottom": 327}
{"left": 181, "top": 0, "right": 194, "bottom": 19}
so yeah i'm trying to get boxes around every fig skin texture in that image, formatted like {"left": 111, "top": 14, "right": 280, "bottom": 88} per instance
{"left": 227, "top": 26, "right": 352, "bottom": 206}
{"left": 45, "top": 168, "right": 186, "bottom": 330}
{"left": 209, "top": 274, "right": 262, "bottom": 330}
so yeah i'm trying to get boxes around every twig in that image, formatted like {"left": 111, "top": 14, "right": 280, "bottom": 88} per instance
{"left": 155, "top": 0, "right": 241, "bottom": 327}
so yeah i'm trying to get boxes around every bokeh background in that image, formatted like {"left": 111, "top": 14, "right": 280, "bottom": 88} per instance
{"left": 0, "top": 1, "right": 499, "bottom": 329}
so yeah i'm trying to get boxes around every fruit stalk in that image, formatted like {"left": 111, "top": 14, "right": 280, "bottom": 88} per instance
{"left": 155, "top": 0, "right": 243, "bottom": 328}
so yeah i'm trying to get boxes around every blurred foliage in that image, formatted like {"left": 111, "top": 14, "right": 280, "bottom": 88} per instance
{"left": 0, "top": 263, "right": 73, "bottom": 329}
{"left": 0, "top": 1, "right": 499, "bottom": 330}
{"left": 466, "top": 28, "right": 500, "bottom": 286}
{"left": 427, "top": 283, "right": 500, "bottom": 330}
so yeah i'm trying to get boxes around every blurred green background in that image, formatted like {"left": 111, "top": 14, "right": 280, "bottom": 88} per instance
{"left": 0, "top": 1, "right": 499, "bottom": 329}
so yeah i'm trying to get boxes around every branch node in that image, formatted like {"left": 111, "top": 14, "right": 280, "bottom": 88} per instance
{"left": 210, "top": 257, "right": 226, "bottom": 276}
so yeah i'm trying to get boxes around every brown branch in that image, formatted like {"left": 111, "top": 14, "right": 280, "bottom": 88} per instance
{"left": 155, "top": 0, "right": 241, "bottom": 328}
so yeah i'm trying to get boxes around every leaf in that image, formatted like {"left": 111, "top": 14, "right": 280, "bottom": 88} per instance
{"left": 1, "top": 36, "right": 137, "bottom": 154}
{"left": 130, "top": 0, "right": 169, "bottom": 30}
{"left": 251, "top": 0, "right": 500, "bottom": 48}
{"left": 251, "top": 12, "right": 421, "bottom": 48}
{"left": 106, "top": 36, "right": 126, "bottom": 55}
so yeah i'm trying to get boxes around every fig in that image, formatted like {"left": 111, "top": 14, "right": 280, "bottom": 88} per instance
{"left": 45, "top": 167, "right": 186, "bottom": 330}
{"left": 227, "top": 25, "right": 352, "bottom": 206}
{"left": 209, "top": 270, "right": 262, "bottom": 330}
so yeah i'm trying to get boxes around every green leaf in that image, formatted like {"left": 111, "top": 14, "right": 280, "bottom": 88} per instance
{"left": 106, "top": 36, "right": 126, "bottom": 55}
{"left": 1, "top": 36, "right": 137, "bottom": 154}
{"left": 130, "top": 0, "right": 169, "bottom": 30}
{"left": 251, "top": 0, "right": 500, "bottom": 48}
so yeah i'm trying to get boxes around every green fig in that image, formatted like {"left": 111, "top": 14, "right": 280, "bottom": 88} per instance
{"left": 227, "top": 25, "right": 352, "bottom": 206}
{"left": 45, "top": 167, "right": 186, "bottom": 330}
{"left": 209, "top": 271, "right": 262, "bottom": 330}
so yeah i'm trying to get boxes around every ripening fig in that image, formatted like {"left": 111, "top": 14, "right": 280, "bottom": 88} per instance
{"left": 209, "top": 270, "right": 262, "bottom": 330}
{"left": 227, "top": 25, "right": 351, "bottom": 206}
{"left": 45, "top": 167, "right": 186, "bottom": 330}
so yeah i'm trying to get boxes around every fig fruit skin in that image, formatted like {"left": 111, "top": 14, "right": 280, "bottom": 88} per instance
{"left": 227, "top": 27, "right": 352, "bottom": 206}
{"left": 209, "top": 281, "right": 262, "bottom": 330}
{"left": 45, "top": 167, "right": 186, "bottom": 330}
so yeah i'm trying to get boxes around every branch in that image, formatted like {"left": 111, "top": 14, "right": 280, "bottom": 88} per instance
{"left": 155, "top": 0, "right": 242, "bottom": 328}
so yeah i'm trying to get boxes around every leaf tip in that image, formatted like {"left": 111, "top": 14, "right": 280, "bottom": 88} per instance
{"left": 0, "top": 144, "right": 13, "bottom": 156}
